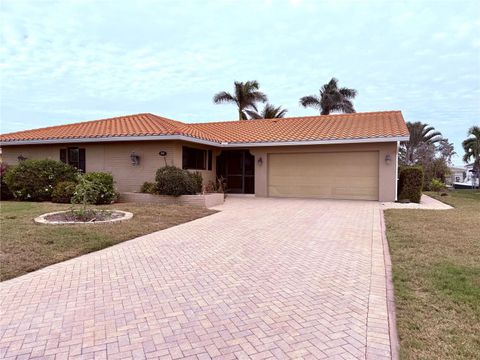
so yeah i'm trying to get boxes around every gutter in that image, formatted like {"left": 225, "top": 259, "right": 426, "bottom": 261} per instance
{"left": 0, "top": 135, "right": 410, "bottom": 147}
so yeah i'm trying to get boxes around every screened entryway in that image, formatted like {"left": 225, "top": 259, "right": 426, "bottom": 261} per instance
{"left": 216, "top": 150, "right": 255, "bottom": 194}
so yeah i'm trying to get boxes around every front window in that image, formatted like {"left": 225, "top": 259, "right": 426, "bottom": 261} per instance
{"left": 60, "top": 147, "right": 85, "bottom": 172}
{"left": 182, "top": 146, "right": 212, "bottom": 170}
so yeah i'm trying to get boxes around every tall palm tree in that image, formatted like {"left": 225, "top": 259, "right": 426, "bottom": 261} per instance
{"left": 299, "top": 78, "right": 357, "bottom": 115}
{"left": 462, "top": 125, "right": 480, "bottom": 186}
{"left": 402, "top": 122, "right": 443, "bottom": 165}
{"left": 245, "top": 103, "right": 288, "bottom": 119}
{"left": 213, "top": 81, "right": 268, "bottom": 120}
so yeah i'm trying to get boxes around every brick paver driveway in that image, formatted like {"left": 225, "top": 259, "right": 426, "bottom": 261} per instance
{"left": 0, "top": 197, "right": 394, "bottom": 359}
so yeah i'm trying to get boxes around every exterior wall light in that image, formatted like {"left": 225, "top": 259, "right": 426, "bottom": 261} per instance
{"left": 130, "top": 152, "right": 140, "bottom": 166}
{"left": 257, "top": 157, "right": 263, "bottom": 166}
{"left": 385, "top": 154, "right": 392, "bottom": 165}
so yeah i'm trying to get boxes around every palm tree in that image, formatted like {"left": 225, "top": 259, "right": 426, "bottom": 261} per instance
{"left": 299, "top": 78, "right": 357, "bottom": 115}
{"left": 401, "top": 122, "right": 443, "bottom": 165}
{"left": 245, "top": 103, "right": 288, "bottom": 119}
{"left": 213, "top": 81, "right": 267, "bottom": 120}
{"left": 462, "top": 125, "right": 480, "bottom": 187}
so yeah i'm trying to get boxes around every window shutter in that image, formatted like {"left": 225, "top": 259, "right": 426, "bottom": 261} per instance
{"left": 60, "top": 149, "right": 67, "bottom": 163}
{"left": 79, "top": 148, "right": 86, "bottom": 172}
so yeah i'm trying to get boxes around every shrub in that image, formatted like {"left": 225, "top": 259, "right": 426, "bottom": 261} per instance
{"left": 205, "top": 177, "right": 226, "bottom": 193}
{"left": 155, "top": 166, "right": 202, "bottom": 197}
{"left": 140, "top": 182, "right": 157, "bottom": 194}
{"left": 398, "top": 166, "right": 424, "bottom": 203}
{"left": 0, "top": 164, "right": 13, "bottom": 200}
{"left": 72, "top": 172, "right": 117, "bottom": 205}
{"left": 423, "top": 158, "right": 450, "bottom": 191}
{"left": 190, "top": 171, "right": 203, "bottom": 194}
{"left": 3, "top": 159, "right": 78, "bottom": 201}
{"left": 430, "top": 178, "right": 446, "bottom": 192}
{"left": 51, "top": 181, "right": 77, "bottom": 203}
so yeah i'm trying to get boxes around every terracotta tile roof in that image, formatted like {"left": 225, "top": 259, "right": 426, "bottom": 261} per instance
{"left": 0, "top": 111, "right": 409, "bottom": 145}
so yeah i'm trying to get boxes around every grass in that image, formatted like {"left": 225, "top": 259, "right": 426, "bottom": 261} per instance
{"left": 0, "top": 201, "right": 216, "bottom": 281}
{"left": 384, "top": 190, "right": 480, "bottom": 359}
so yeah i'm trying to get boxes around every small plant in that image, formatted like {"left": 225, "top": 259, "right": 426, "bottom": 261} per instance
{"left": 205, "top": 177, "right": 226, "bottom": 193}
{"left": 398, "top": 166, "right": 424, "bottom": 203}
{"left": 155, "top": 166, "right": 202, "bottom": 197}
{"left": 51, "top": 181, "right": 77, "bottom": 203}
{"left": 140, "top": 182, "right": 157, "bottom": 194}
{"left": 3, "top": 159, "right": 78, "bottom": 201}
{"left": 72, "top": 172, "right": 117, "bottom": 205}
{"left": 430, "top": 178, "right": 446, "bottom": 192}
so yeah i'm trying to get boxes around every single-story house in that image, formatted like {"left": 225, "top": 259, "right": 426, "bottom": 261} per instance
{"left": 0, "top": 111, "right": 409, "bottom": 201}
{"left": 447, "top": 166, "right": 466, "bottom": 184}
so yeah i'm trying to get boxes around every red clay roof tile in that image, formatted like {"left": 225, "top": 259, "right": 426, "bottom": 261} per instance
{"left": 0, "top": 111, "right": 409, "bottom": 144}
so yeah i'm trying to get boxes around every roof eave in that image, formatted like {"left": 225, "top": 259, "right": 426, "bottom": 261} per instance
{"left": 0, "top": 135, "right": 410, "bottom": 147}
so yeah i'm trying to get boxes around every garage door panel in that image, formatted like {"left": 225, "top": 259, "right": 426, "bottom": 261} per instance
{"left": 268, "top": 152, "right": 379, "bottom": 200}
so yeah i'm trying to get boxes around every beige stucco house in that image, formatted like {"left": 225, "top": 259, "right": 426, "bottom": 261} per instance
{"left": 0, "top": 111, "right": 409, "bottom": 202}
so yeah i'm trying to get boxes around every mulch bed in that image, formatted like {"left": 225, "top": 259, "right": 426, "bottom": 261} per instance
{"left": 45, "top": 210, "right": 124, "bottom": 223}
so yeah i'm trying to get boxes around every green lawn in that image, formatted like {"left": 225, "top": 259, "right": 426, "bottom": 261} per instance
{"left": 384, "top": 190, "right": 480, "bottom": 359}
{"left": 0, "top": 201, "right": 215, "bottom": 281}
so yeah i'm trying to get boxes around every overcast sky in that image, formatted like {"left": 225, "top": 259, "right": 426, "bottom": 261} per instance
{"left": 1, "top": 0, "right": 479, "bottom": 165}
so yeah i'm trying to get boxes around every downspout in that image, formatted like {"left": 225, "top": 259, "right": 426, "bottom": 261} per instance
{"left": 395, "top": 141, "right": 399, "bottom": 201}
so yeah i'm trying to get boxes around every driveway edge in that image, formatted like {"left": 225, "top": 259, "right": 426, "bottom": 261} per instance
{"left": 379, "top": 209, "right": 400, "bottom": 360}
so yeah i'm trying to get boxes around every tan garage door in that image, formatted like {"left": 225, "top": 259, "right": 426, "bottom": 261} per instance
{"left": 268, "top": 151, "right": 379, "bottom": 200}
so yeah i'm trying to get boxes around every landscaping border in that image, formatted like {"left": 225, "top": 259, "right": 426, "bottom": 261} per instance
{"left": 379, "top": 209, "right": 400, "bottom": 360}
{"left": 119, "top": 192, "right": 224, "bottom": 208}
{"left": 34, "top": 210, "right": 133, "bottom": 225}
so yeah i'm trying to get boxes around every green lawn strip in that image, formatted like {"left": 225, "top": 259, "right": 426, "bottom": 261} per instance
{"left": 384, "top": 190, "right": 480, "bottom": 360}
{"left": 0, "top": 201, "right": 215, "bottom": 281}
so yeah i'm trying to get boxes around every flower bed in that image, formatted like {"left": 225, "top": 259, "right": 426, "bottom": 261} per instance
{"left": 35, "top": 210, "right": 133, "bottom": 225}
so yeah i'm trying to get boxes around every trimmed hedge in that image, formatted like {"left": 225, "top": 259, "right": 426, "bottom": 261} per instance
{"left": 155, "top": 166, "right": 202, "bottom": 197}
{"left": 398, "top": 166, "right": 424, "bottom": 203}
{"left": 0, "top": 164, "right": 13, "bottom": 200}
{"left": 52, "top": 181, "right": 77, "bottom": 203}
{"left": 3, "top": 159, "right": 78, "bottom": 201}
{"left": 72, "top": 172, "right": 117, "bottom": 205}
{"left": 140, "top": 182, "right": 157, "bottom": 194}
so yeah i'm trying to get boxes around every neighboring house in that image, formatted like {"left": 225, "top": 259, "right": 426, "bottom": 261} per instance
{"left": 0, "top": 111, "right": 409, "bottom": 201}
{"left": 447, "top": 166, "right": 466, "bottom": 185}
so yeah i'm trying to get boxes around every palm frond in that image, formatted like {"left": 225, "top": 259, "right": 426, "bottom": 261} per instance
{"left": 262, "top": 104, "right": 288, "bottom": 119}
{"left": 213, "top": 91, "right": 236, "bottom": 105}
{"left": 244, "top": 109, "right": 262, "bottom": 119}
{"left": 299, "top": 95, "right": 321, "bottom": 109}
{"left": 339, "top": 87, "right": 357, "bottom": 99}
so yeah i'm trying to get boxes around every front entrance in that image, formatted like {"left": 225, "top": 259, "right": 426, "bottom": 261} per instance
{"left": 217, "top": 150, "right": 255, "bottom": 194}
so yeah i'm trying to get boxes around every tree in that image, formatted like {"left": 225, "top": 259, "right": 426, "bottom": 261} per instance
{"left": 438, "top": 138, "right": 456, "bottom": 165}
{"left": 299, "top": 77, "right": 357, "bottom": 115}
{"left": 245, "top": 103, "right": 288, "bottom": 119}
{"left": 401, "top": 121, "right": 443, "bottom": 165}
{"left": 462, "top": 125, "right": 480, "bottom": 187}
{"left": 213, "top": 81, "right": 267, "bottom": 120}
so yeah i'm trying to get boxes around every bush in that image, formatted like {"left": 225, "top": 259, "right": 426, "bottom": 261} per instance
{"left": 0, "top": 164, "right": 13, "bottom": 200}
{"left": 205, "top": 177, "right": 226, "bottom": 193}
{"left": 430, "top": 178, "right": 446, "bottom": 192}
{"left": 398, "top": 166, "right": 424, "bottom": 203}
{"left": 72, "top": 172, "right": 117, "bottom": 205}
{"left": 51, "top": 181, "right": 77, "bottom": 203}
{"left": 140, "top": 182, "right": 157, "bottom": 194}
{"left": 190, "top": 171, "right": 203, "bottom": 194}
{"left": 155, "top": 166, "right": 202, "bottom": 197}
{"left": 3, "top": 159, "right": 78, "bottom": 201}
{"left": 423, "top": 158, "right": 450, "bottom": 191}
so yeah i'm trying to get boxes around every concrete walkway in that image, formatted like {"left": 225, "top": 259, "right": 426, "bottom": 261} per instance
{"left": 380, "top": 194, "right": 452, "bottom": 210}
{"left": 1, "top": 198, "right": 394, "bottom": 359}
